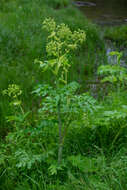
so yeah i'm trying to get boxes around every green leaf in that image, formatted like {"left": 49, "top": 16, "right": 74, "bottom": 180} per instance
{"left": 68, "top": 155, "right": 99, "bottom": 173}
{"left": 48, "top": 164, "right": 64, "bottom": 175}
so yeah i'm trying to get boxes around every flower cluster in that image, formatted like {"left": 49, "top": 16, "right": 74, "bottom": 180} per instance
{"left": 35, "top": 18, "right": 86, "bottom": 84}
{"left": 2, "top": 84, "right": 22, "bottom": 99}
{"left": 2, "top": 84, "right": 22, "bottom": 106}
{"left": 42, "top": 18, "right": 86, "bottom": 58}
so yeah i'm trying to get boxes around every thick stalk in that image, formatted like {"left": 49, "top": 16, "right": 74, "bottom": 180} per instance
{"left": 55, "top": 74, "right": 63, "bottom": 165}
{"left": 57, "top": 111, "right": 71, "bottom": 164}
{"left": 57, "top": 100, "right": 63, "bottom": 165}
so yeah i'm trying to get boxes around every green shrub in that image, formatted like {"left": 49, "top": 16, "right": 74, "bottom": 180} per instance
{"left": 104, "top": 25, "right": 127, "bottom": 45}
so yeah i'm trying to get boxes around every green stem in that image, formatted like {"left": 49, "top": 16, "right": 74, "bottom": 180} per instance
{"left": 109, "top": 127, "right": 123, "bottom": 151}
{"left": 57, "top": 100, "right": 63, "bottom": 165}
{"left": 19, "top": 105, "right": 24, "bottom": 115}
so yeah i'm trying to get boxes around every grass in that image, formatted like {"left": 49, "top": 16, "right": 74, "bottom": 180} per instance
{"left": 1, "top": 148, "right": 127, "bottom": 190}
{"left": 104, "top": 25, "right": 127, "bottom": 46}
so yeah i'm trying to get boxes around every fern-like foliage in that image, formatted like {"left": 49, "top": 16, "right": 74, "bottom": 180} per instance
{"left": 33, "top": 81, "right": 97, "bottom": 123}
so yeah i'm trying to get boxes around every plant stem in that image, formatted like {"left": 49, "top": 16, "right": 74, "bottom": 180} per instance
{"left": 57, "top": 99, "right": 63, "bottom": 165}
{"left": 109, "top": 127, "right": 123, "bottom": 151}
